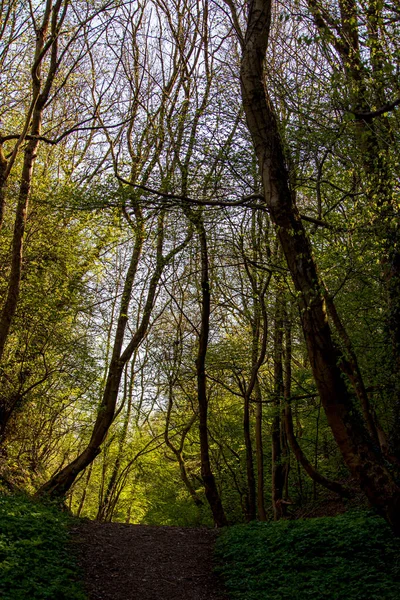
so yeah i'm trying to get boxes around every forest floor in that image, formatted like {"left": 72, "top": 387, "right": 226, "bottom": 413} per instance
{"left": 72, "top": 522, "right": 229, "bottom": 600}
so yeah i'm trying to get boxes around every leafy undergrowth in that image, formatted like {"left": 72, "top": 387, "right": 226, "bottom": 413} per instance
{"left": 0, "top": 493, "right": 86, "bottom": 600}
{"left": 215, "top": 511, "right": 400, "bottom": 600}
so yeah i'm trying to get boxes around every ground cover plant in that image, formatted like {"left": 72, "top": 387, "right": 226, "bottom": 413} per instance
{"left": 0, "top": 494, "right": 86, "bottom": 600}
{"left": 215, "top": 511, "right": 400, "bottom": 600}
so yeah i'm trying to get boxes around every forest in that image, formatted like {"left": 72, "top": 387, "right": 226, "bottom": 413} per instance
{"left": 0, "top": 0, "right": 400, "bottom": 595}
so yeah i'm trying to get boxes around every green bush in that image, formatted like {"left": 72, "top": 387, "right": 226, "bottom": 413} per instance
{"left": 215, "top": 511, "right": 400, "bottom": 600}
{"left": 0, "top": 494, "right": 86, "bottom": 600}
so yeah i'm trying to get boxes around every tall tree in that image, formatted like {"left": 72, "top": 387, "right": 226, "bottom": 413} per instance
{"left": 239, "top": 0, "right": 400, "bottom": 534}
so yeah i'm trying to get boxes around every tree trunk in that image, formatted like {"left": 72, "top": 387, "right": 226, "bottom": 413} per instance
{"left": 76, "top": 462, "right": 94, "bottom": 518}
{"left": 243, "top": 387, "right": 256, "bottom": 521}
{"left": 271, "top": 297, "right": 286, "bottom": 520}
{"left": 195, "top": 214, "right": 227, "bottom": 527}
{"left": 285, "top": 403, "right": 352, "bottom": 499}
{"left": 97, "top": 360, "right": 136, "bottom": 521}
{"left": 324, "top": 290, "right": 389, "bottom": 453}
{"left": 240, "top": 0, "right": 400, "bottom": 535}
{"left": 255, "top": 377, "right": 266, "bottom": 521}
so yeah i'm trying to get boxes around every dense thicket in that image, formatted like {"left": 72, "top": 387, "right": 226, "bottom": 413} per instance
{"left": 0, "top": 0, "right": 399, "bottom": 532}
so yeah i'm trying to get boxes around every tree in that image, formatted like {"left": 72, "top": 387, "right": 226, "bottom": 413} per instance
{"left": 0, "top": 1, "right": 112, "bottom": 361}
{"left": 38, "top": 205, "right": 192, "bottom": 497}
{"left": 239, "top": 0, "right": 400, "bottom": 534}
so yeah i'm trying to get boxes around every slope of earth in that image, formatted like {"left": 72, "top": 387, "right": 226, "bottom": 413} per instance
{"left": 72, "top": 522, "right": 228, "bottom": 600}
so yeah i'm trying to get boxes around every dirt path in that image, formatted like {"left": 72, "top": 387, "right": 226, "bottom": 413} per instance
{"left": 73, "top": 522, "right": 229, "bottom": 600}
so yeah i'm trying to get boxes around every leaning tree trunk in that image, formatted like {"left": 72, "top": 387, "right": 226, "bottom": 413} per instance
{"left": 97, "top": 360, "right": 136, "bottom": 521}
{"left": 240, "top": 0, "right": 400, "bottom": 535}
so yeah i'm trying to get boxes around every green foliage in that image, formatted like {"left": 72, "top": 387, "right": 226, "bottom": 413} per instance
{"left": 142, "top": 484, "right": 211, "bottom": 527}
{"left": 215, "top": 512, "right": 400, "bottom": 600}
{"left": 0, "top": 494, "right": 86, "bottom": 600}
{"left": 131, "top": 450, "right": 212, "bottom": 527}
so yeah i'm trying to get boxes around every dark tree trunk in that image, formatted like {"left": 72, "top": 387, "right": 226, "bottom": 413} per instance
{"left": 243, "top": 388, "right": 256, "bottom": 521}
{"left": 242, "top": 211, "right": 270, "bottom": 521}
{"left": 271, "top": 297, "right": 286, "bottom": 520}
{"left": 195, "top": 215, "right": 227, "bottom": 527}
{"left": 255, "top": 377, "right": 266, "bottom": 521}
